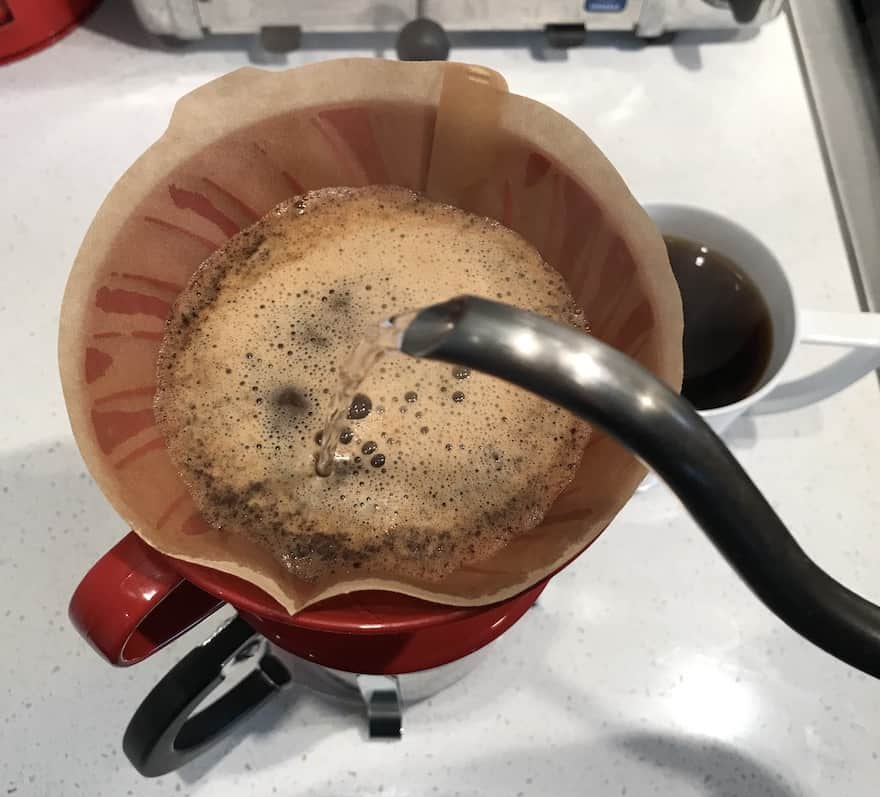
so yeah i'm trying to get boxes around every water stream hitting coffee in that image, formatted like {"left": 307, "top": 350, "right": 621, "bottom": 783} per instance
{"left": 314, "top": 310, "right": 419, "bottom": 476}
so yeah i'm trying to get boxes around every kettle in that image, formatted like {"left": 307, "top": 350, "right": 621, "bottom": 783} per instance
{"left": 400, "top": 295, "right": 880, "bottom": 680}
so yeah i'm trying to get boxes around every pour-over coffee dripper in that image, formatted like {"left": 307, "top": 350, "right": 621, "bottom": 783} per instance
{"left": 62, "top": 59, "right": 683, "bottom": 776}
{"left": 62, "top": 60, "right": 683, "bottom": 619}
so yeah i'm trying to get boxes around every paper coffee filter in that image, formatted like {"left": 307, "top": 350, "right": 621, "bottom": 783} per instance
{"left": 59, "top": 59, "right": 682, "bottom": 614}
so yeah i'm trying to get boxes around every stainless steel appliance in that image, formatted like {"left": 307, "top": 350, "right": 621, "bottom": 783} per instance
{"left": 133, "top": 0, "right": 784, "bottom": 48}
{"left": 788, "top": 0, "right": 880, "bottom": 313}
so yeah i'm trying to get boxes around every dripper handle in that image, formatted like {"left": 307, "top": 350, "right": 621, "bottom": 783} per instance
{"left": 69, "top": 532, "right": 223, "bottom": 665}
{"left": 400, "top": 295, "right": 880, "bottom": 679}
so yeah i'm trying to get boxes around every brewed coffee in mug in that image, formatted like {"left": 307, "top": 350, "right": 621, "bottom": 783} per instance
{"left": 645, "top": 203, "right": 880, "bottom": 436}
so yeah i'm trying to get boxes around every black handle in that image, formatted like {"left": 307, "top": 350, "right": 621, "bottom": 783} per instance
{"left": 123, "top": 616, "right": 291, "bottom": 777}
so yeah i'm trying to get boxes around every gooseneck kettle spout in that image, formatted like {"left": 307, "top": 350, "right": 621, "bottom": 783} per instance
{"left": 399, "top": 295, "right": 880, "bottom": 679}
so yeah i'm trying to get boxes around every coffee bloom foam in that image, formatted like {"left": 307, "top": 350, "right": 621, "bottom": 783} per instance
{"left": 155, "top": 186, "right": 590, "bottom": 581}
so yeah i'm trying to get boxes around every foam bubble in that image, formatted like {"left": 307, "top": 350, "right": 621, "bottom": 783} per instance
{"left": 155, "top": 186, "right": 590, "bottom": 583}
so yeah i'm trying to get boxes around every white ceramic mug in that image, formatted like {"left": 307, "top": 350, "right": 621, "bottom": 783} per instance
{"left": 644, "top": 203, "right": 880, "bottom": 437}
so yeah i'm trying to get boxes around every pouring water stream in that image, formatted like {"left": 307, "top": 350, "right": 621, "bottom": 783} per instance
{"left": 315, "top": 310, "right": 419, "bottom": 476}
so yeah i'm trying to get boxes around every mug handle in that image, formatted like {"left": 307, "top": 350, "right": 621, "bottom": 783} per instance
{"left": 69, "top": 532, "right": 224, "bottom": 666}
{"left": 123, "top": 615, "right": 291, "bottom": 777}
{"left": 752, "top": 310, "right": 880, "bottom": 414}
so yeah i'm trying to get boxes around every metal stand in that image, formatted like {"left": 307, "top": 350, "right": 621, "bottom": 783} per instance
{"left": 356, "top": 675, "right": 403, "bottom": 738}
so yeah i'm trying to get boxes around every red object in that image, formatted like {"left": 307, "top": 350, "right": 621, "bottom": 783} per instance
{"left": 0, "top": 0, "right": 101, "bottom": 65}
{"left": 69, "top": 532, "right": 550, "bottom": 673}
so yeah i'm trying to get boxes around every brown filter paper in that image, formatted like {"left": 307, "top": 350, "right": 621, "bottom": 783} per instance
{"left": 59, "top": 59, "right": 683, "bottom": 614}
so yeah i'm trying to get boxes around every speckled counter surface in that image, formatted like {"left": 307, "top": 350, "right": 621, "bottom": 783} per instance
{"left": 1, "top": 5, "right": 879, "bottom": 796}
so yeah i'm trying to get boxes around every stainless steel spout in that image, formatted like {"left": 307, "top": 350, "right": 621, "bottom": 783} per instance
{"left": 400, "top": 295, "right": 880, "bottom": 679}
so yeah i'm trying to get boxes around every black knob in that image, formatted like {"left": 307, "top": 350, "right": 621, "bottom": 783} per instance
{"left": 544, "top": 24, "right": 586, "bottom": 49}
{"left": 396, "top": 18, "right": 450, "bottom": 61}
{"left": 728, "top": 0, "right": 763, "bottom": 24}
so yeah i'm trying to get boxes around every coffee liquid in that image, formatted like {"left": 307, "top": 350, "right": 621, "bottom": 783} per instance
{"left": 664, "top": 235, "right": 773, "bottom": 410}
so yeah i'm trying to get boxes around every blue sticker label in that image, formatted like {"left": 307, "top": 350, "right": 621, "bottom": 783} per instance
{"left": 585, "top": 0, "right": 627, "bottom": 11}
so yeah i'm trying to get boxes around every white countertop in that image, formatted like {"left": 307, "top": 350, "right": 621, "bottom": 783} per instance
{"left": 2, "top": 5, "right": 879, "bottom": 797}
